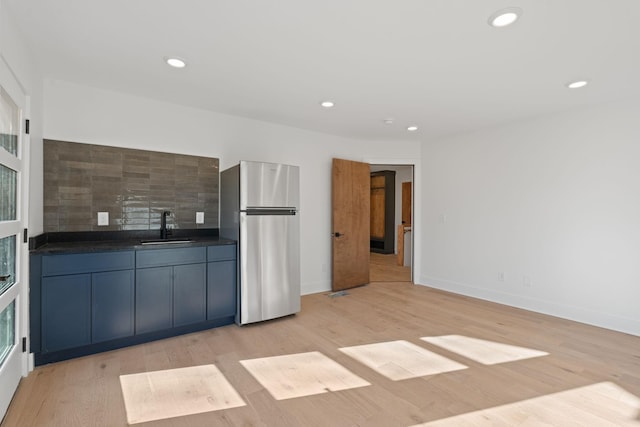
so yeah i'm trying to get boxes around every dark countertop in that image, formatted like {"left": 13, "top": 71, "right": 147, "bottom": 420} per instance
{"left": 30, "top": 229, "right": 236, "bottom": 254}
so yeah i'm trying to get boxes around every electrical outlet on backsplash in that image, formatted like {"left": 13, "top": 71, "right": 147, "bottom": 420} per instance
{"left": 43, "top": 139, "right": 220, "bottom": 232}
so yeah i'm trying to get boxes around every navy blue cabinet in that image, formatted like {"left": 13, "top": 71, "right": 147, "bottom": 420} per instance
{"left": 207, "top": 245, "right": 237, "bottom": 320}
{"left": 34, "top": 243, "right": 236, "bottom": 365}
{"left": 136, "top": 266, "right": 173, "bottom": 334}
{"left": 40, "top": 251, "right": 135, "bottom": 352}
{"left": 136, "top": 246, "right": 206, "bottom": 268}
{"left": 42, "top": 251, "right": 135, "bottom": 276}
{"left": 42, "top": 274, "right": 91, "bottom": 352}
{"left": 174, "top": 263, "right": 207, "bottom": 327}
{"left": 135, "top": 247, "right": 207, "bottom": 332}
{"left": 207, "top": 261, "right": 236, "bottom": 319}
{"left": 92, "top": 270, "right": 135, "bottom": 342}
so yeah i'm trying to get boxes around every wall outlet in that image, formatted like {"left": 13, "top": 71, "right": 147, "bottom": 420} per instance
{"left": 523, "top": 275, "right": 531, "bottom": 287}
{"left": 196, "top": 211, "right": 205, "bottom": 224}
{"left": 97, "top": 212, "right": 109, "bottom": 226}
{"left": 499, "top": 272, "right": 506, "bottom": 282}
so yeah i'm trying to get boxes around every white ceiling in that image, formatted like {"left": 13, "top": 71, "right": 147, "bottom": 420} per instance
{"left": 5, "top": 0, "right": 640, "bottom": 142}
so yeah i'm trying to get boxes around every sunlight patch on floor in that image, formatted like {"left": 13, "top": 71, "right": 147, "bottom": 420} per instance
{"left": 119, "top": 364, "right": 245, "bottom": 424}
{"left": 409, "top": 381, "right": 640, "bottom": 426}
{"left": 239, "top": 351, "right": 370, "bottom": 400}
{"left": 339, "top": 340, "right": 467, "bottom": 381}
{"left": 421, "top": 335, "right": 549, "bottom": 365}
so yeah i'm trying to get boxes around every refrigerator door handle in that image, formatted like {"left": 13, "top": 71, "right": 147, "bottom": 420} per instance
{"left": 244, "top": 208, "right": 297, "bottom": 216}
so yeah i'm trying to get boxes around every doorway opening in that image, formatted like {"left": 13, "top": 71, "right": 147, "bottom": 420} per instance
{"left": 369, "top": 164, "right": 413, "bottom": 282}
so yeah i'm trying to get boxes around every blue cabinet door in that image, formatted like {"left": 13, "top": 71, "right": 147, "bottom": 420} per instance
{"left": 92, "top": 270, "right": 135, "bottom": 342}
{"left": 136, "top": 266, "right": 173, "bottom": 334}
{"left": 173, "top": 263, "right": 206, "bottom": 327}
{"left": 42, "top": 274, "right": 91, "bottom": 352}
{"left": 207, "top": 260, "right": 237, "bottom": 319}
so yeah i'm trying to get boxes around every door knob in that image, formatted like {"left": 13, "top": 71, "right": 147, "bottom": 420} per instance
{"left": 334, "top": 232, "right": 343, "bottom": 238}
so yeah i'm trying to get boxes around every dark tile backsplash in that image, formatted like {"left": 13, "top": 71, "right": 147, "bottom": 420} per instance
{"left": 44, "top": 140, "right": 219, "bottom": 232}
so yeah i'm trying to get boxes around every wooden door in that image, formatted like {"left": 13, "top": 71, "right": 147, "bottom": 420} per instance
{"left": 332, "top": 158, "right": 370, "bottom": 291}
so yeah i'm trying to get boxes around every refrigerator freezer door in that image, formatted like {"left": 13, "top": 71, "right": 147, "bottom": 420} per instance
{"left": 240, "top": 161, "right": 299, "bottom": 209}
{"left": 240, "top": 212, "right": 301, "bottom": 324}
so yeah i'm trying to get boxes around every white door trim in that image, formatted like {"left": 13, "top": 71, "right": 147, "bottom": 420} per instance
{"left": 363, "top": 157, "right": 421, "bottom": 283}
{"left": 0, "top": 52, "right": 31, "bottom": 419}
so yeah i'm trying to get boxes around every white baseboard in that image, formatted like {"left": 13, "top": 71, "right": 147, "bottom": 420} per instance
{"left": 301, "top": 280, "right": 331, "bottom": 296}
{"left": 418, "top": 275, "right": 640, "bottom": 337}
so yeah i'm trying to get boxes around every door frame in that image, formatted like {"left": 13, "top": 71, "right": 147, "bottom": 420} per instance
{"left": 365, "top": 158, "right": 420, "bottom": 283}
{"left": 0, "top": 54, "right": 31, "bottom": 420}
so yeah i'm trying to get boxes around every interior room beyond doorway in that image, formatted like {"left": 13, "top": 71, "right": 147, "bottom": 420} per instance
{"left": 369, "top": 164, "right": 413, "bottom": 282}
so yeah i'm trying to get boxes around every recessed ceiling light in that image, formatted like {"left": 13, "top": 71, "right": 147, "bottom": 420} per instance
{"left": 320, "top": 101, "right": 335, "bottom": 108}
{"left": 489, "top": 7, "right": 522, "bottom": 28}
{"left": 165, "top": 57, "right": 187, "bottom": 68}
{"left": 567, "top": 80, "right": 588, "bottom": 89}
{"left": 383, "top": 118, "right": 394, "bottom": 125}
{"left": 407, "top": 126, "right": 418, "bottom": 132}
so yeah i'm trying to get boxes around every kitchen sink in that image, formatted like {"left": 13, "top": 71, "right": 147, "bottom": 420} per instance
{"left": 140, "top": 238, "right": 194, "bottom": 245}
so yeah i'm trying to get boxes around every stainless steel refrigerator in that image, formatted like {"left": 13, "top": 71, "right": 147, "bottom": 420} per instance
{"left": 220, "top": 160, "right": 300, "bottom": 325}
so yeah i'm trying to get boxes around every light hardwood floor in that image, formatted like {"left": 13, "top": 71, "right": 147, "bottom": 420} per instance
{"left": 3, "top": 282, "right": 640, "bottom": 426}
{"left": 369, "top": 252, "right": 411, "bottom": 282}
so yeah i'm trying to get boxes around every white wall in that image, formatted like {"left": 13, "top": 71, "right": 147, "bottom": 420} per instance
{"left": 421, "top": 99, "right": 640, "bottom": 336}
{"left": 43, "top": 79, "right": 422, "bottom": 295}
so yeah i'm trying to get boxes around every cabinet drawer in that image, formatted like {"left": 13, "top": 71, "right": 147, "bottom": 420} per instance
{"left": 136, "top": 246, "right": 206, "bottom": 268}
{"left": 207, "top": 244, "right": 236, "bottom": 262}
{"left": 42, "top": 251, "right": 135, "bottom": 276}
